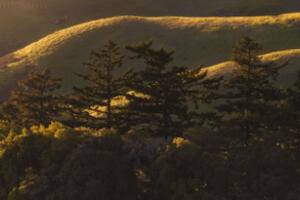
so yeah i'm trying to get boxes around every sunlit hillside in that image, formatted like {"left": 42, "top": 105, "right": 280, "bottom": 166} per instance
{"left": 0, "top": 2, "right": 299, "bottom": 199}
{"left": 5, "top": 13, "right": 300, "bottom": 67}
{"left": 206, "top": 49, "right": 300, "bottom": 86}
{"left": 0, "top": 0, "right": 300, "bottom": 56}
{"left": 0, "top": 13, "right": 299, "bottom": 99}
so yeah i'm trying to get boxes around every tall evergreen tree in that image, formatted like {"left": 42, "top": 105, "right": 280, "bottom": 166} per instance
{"left": 288, "top": 71, "right": 300, "bottom": 130}
{"left": 217, "top": 36, "right": 287, "bottom": 143}
{"left": 125, "top": 41, "right": 222, "bottom": 137}
{"left": 0, "top": 68, "right": 62, "bottom": 127}
{"left": 273, "top": 71, "right": 300, "bottom": 148}
{"left": 67, "top": 40, "right": 134, "bottom": 130}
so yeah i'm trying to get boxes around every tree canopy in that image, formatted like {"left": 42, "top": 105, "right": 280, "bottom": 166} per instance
{"left": 0, "top": 69, "right": 62, "bottom": 127}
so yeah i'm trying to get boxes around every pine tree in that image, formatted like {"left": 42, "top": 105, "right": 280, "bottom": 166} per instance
{"left": 125, "top": 41, "right": 222, "bottom": 137}
{"left": 217, "top": 36, "right": 287, "bottom": 143}
{"left": 274, "top": 71, "right": 300, "bottom": 147}
{"left": 0, "top": 68, "right": 62, "bottom": 127}
{"left": 67, "top": 40, "right": 135, "bottom": 130}
{"left": 288, "top": 70, "right": 300, "bottom": 157}
{"left": 289, "top": 71, "right": 300, "bottom": 129}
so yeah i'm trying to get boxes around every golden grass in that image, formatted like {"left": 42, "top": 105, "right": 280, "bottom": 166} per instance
{"left": 261, "top": 49, "right": 300, "bottom": 61}
{"left": 0, "top": 13, "right": 298, "bottom": 99}
{"left": 91, "top": 50, "right": 300, "bottom": 114}
{"left": 7, "top": 13, "right": 300, "bottom": 68}
{"left": 87, "top": 91, "right": 150, "bottom": 118}
{"left": 205, "top": 49, "right": 300, "bottom": 78}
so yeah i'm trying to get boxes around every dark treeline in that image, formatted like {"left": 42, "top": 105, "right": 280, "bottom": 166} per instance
{"left": 0, "top": 36, "right": 299, "bottom": 200}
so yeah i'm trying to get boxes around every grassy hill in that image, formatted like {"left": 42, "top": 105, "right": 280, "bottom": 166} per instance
{"left": 1, "top": 0, "right": 300, "bottom": 56}
{"left": 206, "top": 49, "right": 300, "bottom": 86}
{"left": 0, "top": 13, "right": 299, "bottom": 100}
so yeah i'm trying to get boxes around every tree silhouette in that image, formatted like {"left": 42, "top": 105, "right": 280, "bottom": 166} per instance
{"left": 273, "top": 71, "right": 300, "bottom": 148}
{"left": 0, "top": 68, "right": 62, "bottom": 127}
{"left": 125, "top": 41, "right": 222, "bottom": 137}
{"left": 67, "top": 40, "right": 134, "bottom": 130}
{"left": 217, "top": 36, "right": 287, "bottom": 143}
{"left": 289, "top": 71, "right": 300, "bottom": 130}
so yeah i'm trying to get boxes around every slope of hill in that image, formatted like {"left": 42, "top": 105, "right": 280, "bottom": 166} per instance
{"left": 206, "top": 49, "right": 300, "bottom": 86}
{"left": 1, "top": 0, "right": 300, "bottom": 55}
{"left": 0, "top": 13, "right": 299, "bottom": 100}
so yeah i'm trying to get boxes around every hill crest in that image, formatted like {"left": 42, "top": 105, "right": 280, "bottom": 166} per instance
{"left": 4, "top": 13, "right": 300, "bottom": 69}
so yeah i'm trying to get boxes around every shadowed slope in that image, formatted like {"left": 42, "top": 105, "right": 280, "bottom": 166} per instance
{"left": 206, "top": 49, "right": 300, "bottom": 86}
{"left": 0, "top": 14, "right": 299, "bottom": 100}
{"left": 4, "top": 13, "right": 300, "bottom": 67}
{"left": 1, "top": 0, "right": 300, "bottom": 56}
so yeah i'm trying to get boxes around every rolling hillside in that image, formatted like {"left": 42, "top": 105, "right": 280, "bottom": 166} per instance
{"left": 0, "top": 13, "right": 299, "bottom": 100}
{"left": 1, "top": 0, "right": 300, "bottom": 56}
{"left": 206, "top": 49, "right": 300, "bottom": 86}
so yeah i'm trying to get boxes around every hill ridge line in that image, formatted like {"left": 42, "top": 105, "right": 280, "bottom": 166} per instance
{"left": 5, "top": 12, "right": 299, "bottom": 68}
{"left": 205, "top": 49, "right": 300, "bottom": 77}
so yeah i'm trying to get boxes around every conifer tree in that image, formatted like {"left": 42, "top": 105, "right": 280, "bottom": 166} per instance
{"left": 125, "top": 41, "right": 222, "bottom": 137}
{"left": 67, "top": 40, "right": 134, "bottom": 130}
{"left": 274, "top": 71, "right": 300, "bottom": 147}
{"left": 289, "top": 71, "right": 300, "bottom": 129}
{"left": 289, "top": 70, "right": 300, "bottom": 152}
{"left": 217, "top": 36, "right": 287, "bottom": 143}
{"left": 0, "top": 68, "right": 62, "bottom": 127}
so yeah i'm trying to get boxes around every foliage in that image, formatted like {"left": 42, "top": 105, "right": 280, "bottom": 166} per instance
{"left": 66, "top": 41, "right": 135, "bottom": 131}
{"left": 0, "top": 122, "right": 139, "bottom": 200}
{"left": 0, "top": 121, "right": 14, "bottom": 140}
{"left": 153, "top": 131, "right": 231, "bottom": 200}
{"left": 217, "top": 36, "right": 288, "bottom": 143}
{"left": 284, "top": 71, "right": 300, "bottom": 131}
{"left": 125, "top": 41, "right": 222, "bottom": 137}
{"left": 153, "top": 128, "right": 300, "bottom": 200}
{"left": 48, "top": 138, "right": 138, "bottom": 200}
{"left": 0, "top": 69, "right": 62, "bottom": 127}
{"left": 0, "top": 37, "right": 298, "bottom": 200}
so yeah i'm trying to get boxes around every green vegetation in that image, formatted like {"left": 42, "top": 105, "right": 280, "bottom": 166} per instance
{"left": 153, "top": 130, "right": 299, "bottom": 200}
{"left": 67, "top": 40, "right": 135, "bottom": 130}
{"left": 0, "top": 37, "right": 298, "bottom": 199}
{"left": 217, "top": 36, "right": 288, "bottom": 143}
{"left": 0, "top": 121, "right": 298, "bottom": 200}
{"left": 125, "top": 41, "right": 222, "bottom": 137}
{"left": 0, "top": 123, "right": 139, "bottom": 200}
{"left": 0, "top": 0, "right": 299, "bottom": 198}
{"left": 0, "top": 69, "right": 62, "bottom": 127}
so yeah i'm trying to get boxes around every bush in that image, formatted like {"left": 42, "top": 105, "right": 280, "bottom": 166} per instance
{"left": 153, "top": 136, "right": 230, "bottom": 200}
{"left": 0, "top": 123, "right": 139, "bottom": 200}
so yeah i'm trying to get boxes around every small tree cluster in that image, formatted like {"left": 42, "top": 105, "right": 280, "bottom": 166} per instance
{"left": 0, "top": 123, "right": 139, "bottom": 200}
